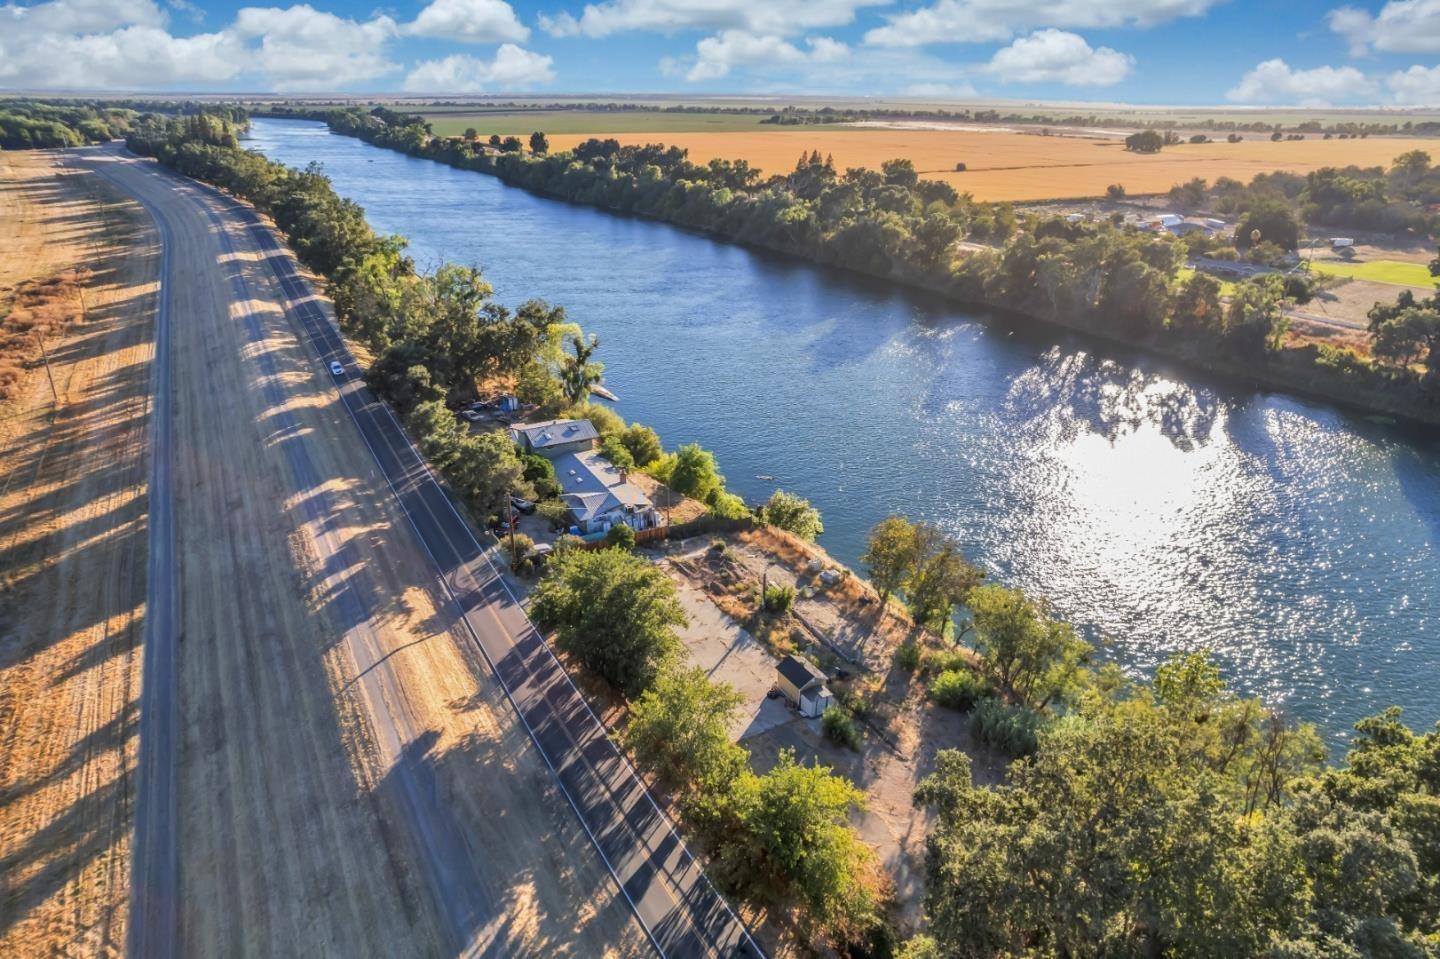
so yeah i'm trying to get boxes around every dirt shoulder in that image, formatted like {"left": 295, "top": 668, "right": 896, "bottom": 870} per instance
{"left": 0, "top": 149, "right": 155, "bottom": 956}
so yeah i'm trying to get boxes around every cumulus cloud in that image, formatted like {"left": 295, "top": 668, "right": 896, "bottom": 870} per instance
{"left": 541, "top": 0, "right": 885, "bottom": 38}
{"left": 403, "top": 44, "right": 555, "bottom": 92}
{"left": 406, "top": 0, "right": 529, "bottom": 44}
{"left": 229, "top": 5, "right": 399, "bottom": 91}
{"left": 1328, "top": 0, "right": 1440, "bottom": 55}
{"left": 1226, "top": 58, "right": 1378, "bottom": 105}
{"left": 0, "top": 0, "right": 242, "bottom": 87}
{"left": 865, "top": 0, "right": 1222, "bottom": 47}
{"left": 681, "top": 30, "right": 850, "bottom": 81}
{"left": 983, "top": 29, "right": 1132, "bottom": 85}
{"left": 1386, "top": 64, "right": 1440, "bottom": 103}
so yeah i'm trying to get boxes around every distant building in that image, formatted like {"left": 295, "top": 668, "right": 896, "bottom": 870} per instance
{"left": 554, "top": 449, "right": 662, "bottom": 536}
{"left": 775, "top": 655, "right": 834, "bottom": 719}
{"left": 510, "top": 418, "right": 599, "bottom": 459}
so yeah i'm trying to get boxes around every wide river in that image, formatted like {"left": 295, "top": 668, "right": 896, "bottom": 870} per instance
{"left": 247, "top": 118, "right": 1440, "bottom": 743}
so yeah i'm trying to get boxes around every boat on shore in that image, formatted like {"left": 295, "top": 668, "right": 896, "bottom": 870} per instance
{"left": 590, "top": 384, "right": 619, "bottom": 402}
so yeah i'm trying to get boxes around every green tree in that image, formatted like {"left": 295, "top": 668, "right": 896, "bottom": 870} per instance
{"left": 604, "top": 522, "right": 636, "bottom": 550}
{"left": 1172, "top": 270, "right": 1224, "bottom": 335}
{"left": 1225, "top": 273, "right": 1291, "bottom": 353}
{"left": 599, "top": 432, "right": 636, "bottom": 469}
{"left": 668, "top": 442, "right": 725, "bottom": 503}
{"left": 529, "top": 130, "right": 548, "bottom": 154}
{"left": 967, "top": 584, "right": 1090, "bottom": 709}
{"left": 561, "top": 332, "right": 603, "bottom": 406}
{"left": 758, "top": 490, "right": 824, "bottom": 541}
{"left": 624, "top": 666, "right": 747, "bottom": 794}
{"left": 907, "top": 538, "right": 985, "bottom": 636}
{"left": 451, "top": 429, "right": 528, "bottom": 519}
{"left": 862, "top": 516, "right": 920, "bottom": 613}
{"left": 880, "top": 157, "right": 918, "bottom": 189}
{"left": 1125, "top": 130, "right": 1164, "bottom": 153}
{"left": 531, "top": 547, "right": 685, "bottom": 696}
{"left": 735, "top": 750, "right": 877, "bottom": 939}
{"left": 1234, "top": 198, "right": 1301, "bottom": 250}
{"left": 619, "top": 423, "right": 663, "bottom": 466}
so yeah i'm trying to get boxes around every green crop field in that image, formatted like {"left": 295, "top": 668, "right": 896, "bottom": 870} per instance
{"left": 1314, "top": 259, "right": 1435, "bottom": 288}
{"left": 421, "top": 109, "right": 854, "bottom": 138}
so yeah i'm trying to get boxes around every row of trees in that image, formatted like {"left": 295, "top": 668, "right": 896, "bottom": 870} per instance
{"left": 532, "top": 547, "right": 881, "bottom": 943}
{"left": 320, "top": 107, "right": 1440, "bottom": 412}
{"left": 0, "top": 99, "right": 137, "bottom": 149}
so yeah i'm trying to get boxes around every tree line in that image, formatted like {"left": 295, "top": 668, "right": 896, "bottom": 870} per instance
{"left": 315, "top": 106, "right": 1440, "bottom": 421}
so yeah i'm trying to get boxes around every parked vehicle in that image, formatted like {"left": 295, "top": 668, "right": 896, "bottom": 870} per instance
{"left": 511, "top": 497, "right": 536, "bottom": 515}
{"left": 328, "top": 360, "right": 344, "bottom": 377}
{"left": 461, "top": 409, "right": 481, "bottom": 422}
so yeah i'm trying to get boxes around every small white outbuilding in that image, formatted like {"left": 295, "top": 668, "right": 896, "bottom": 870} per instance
{"left": 776, "top": 655, "right": 835, "bottom": 719}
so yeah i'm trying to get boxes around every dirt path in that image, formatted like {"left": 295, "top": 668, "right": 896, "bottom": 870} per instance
{"left": 0, "top": 150, "right": 155, "bottom": 956}
{"left": 76, "top": 147, "right": 651, "bottom": 957}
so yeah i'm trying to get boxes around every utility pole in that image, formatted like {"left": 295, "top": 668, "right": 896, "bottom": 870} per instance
{"left": 33, "top": 330, "right": 59, "bottom": 405}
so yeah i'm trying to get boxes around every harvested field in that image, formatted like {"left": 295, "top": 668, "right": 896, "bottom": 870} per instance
{"left": 0, "top": 149, "right": 154, "bottom": 957}
{"left": 546, "top": 129, "right": 1440, "bottom": 202}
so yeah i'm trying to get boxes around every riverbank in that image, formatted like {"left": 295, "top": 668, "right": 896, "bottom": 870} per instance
{"left": 287, "top": 110, "right": 1439, "bottom": 430}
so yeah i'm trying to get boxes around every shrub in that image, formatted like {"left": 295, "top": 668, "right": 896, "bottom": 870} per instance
{"left": 822, "top": 706, "right": 862, "bottom": 751}
{"left": 577, "top": 401, "right": 624, "bottom": 437}
{"left": 923, "top": 648, "right": 970, "bottom": 676}
{"left": 895, "top": 641, "right": 923, "bottom": 673}
{"left": 758, "top": 489, "right": 824, "bottom": 541}
{"left": 970, "top": 700, "right": 1043, "bottom": 758}
{"left": 764, "top": 583, "right": 796, "bottom": 614}
{"left": 1106, "top": 183, "right": 1126, "bottom": 200}
{"left": 930, "top": 669, "right": 990, "bottom": 712}
{"left": 553, "top": 533, "right": 586, "bottom": 553}
{"left": 953, "top": 162, "right": 967, "bottom": 172}
{"left": 506, "top": 532, "right": 535, "bottom": 569}
{"left": 605, "top": 523, "right": 637, "bottom": 550}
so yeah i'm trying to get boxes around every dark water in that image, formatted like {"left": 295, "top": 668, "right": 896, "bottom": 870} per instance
{"left": 247, "top": 117, "right": 1440, "bottom": 744}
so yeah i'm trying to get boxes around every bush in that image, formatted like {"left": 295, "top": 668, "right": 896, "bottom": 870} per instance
{"left": 522, "top": 453, "right": 561, "bottom": 499}
{"left": 764, "top": 583, "right": 796, "bottom": 614}
{"left": 577, "top": 401, "right": 624, "bottom": 437}
{"left": 894, "top": 641, "right": 923, "bottom": 672}
{"left": 506, "top": 532, "right": 535, "bottom": 569}
{"left": 970, "top": 700, "right": 1043, "bottom": 758}
{"left": 553, "top": 533, "right": 586, "bottom": 553}
{"left": 605, "top": 523, "right": 637, "bottom": 550}
{"left": 954, "top": 162, "right": 967, "bottom": 172}
{"left": 923, "top": 648, "right": 970, "bottom": 676}
{"left": 1106, "top": 183, "right": 1126, "bottom": 200}
{"left": 822, "top": 706, "right": 862, "bottom": 751}
{"left": 930, "top": 669, "right": 990, "bottom": 712}
{"left": 758, "top": 489, "right": 824, "bottom": 541}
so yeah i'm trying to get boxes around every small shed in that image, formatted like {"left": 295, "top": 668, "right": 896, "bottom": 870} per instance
{"left": 776, "top": 655, "right": 834, "bottom": 719}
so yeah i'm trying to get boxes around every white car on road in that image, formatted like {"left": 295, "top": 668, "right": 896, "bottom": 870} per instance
{"left": 328, "top": 360, "right": 345, "bottom": 377}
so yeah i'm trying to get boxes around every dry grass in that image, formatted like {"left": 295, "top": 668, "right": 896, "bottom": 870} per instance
{"left": 0, "top": 149, "right": 155, "bottom": 958}
{"left": 547, "top": 129, "right": 1440, "bottom": 202}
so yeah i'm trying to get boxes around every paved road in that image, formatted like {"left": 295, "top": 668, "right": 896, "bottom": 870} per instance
{"left": 101, "top": 145, "right": 761, "bottom": 959}
{"left": 80, "top": 153, "right": 179, "bottom": 959}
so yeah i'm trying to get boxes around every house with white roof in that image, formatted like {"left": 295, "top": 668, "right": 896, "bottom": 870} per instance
{"left": 554, "top": 449, "right": 663, "bottom": 536}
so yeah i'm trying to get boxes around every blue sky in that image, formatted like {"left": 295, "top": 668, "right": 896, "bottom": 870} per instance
{"left": 2, "top": 0, "right": 1438, "bottom": 105}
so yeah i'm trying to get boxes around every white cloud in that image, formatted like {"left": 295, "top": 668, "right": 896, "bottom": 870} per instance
{"left": 0, "top": 0, "right": 404, "bottom": 91}
{"left": 1328, "top": 0, "right": 1440, "bottom": 55}
{"left": 903, "top": 81, "right": 979, "bottom": 97}
{"left": 229, "top": 5, "right": 398, "bottom": 91}
{"left": 983, "top": 29, "right": 1132, "bottom": 85}
{"left": 1386, "top": 64, "right": 1440, "bottom": 103}
{"left": 403, "top": 44, "right": 555, "bottom": 92}
{"left": 541, "top": 0, "right": 885, "bottom": 38}
{"left": 1226, "top": 58, "right": 1378, "bottom": 105}
{"left": 406, "top": 0, "right": 529, "bottom": 43}
{"left": 684, "top": 30, "right": 849, "bottom": 81}
{"left": 865, "top": 0, "right": 1222, "bottom": 46}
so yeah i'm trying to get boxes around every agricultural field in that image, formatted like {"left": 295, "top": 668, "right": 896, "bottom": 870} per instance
{"left": 546, "top": 128, "right": 1440, "bottom": 202}
{"left": 422, "top": 108, "right": 847, "bottom": 138}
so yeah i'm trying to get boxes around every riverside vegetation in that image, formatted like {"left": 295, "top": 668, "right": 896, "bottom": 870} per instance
{"left": 296, "top": 105, "right": 1440, "bottom": 422}
{"left": 125, "top": 111, "right": 1440, "bottom": 956}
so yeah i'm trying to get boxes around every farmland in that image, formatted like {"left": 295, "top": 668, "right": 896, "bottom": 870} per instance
{"left": 545, "top": 128, "right": 1440, "bottom": 202}
{"left": 422, "top": 108, "right": 842, "bottom": 138}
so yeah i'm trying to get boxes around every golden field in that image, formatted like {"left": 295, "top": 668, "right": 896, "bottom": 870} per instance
{"left": 547, "top": 129, "right": 1440, "bottom": 202}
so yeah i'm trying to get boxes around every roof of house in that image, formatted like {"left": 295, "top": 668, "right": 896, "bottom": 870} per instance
{"left": 555, "top": 450, "right": 652, "bottom": 523}
{"left": 512, "top": 418, "right": 598, "bottom": 451}
{"left": 777, "top": 654, "right": 827, "bottom": 693}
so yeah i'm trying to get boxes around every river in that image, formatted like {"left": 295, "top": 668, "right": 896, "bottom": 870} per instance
{"left": 246, "top": 117, "right": 1440, "bottom": 744}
